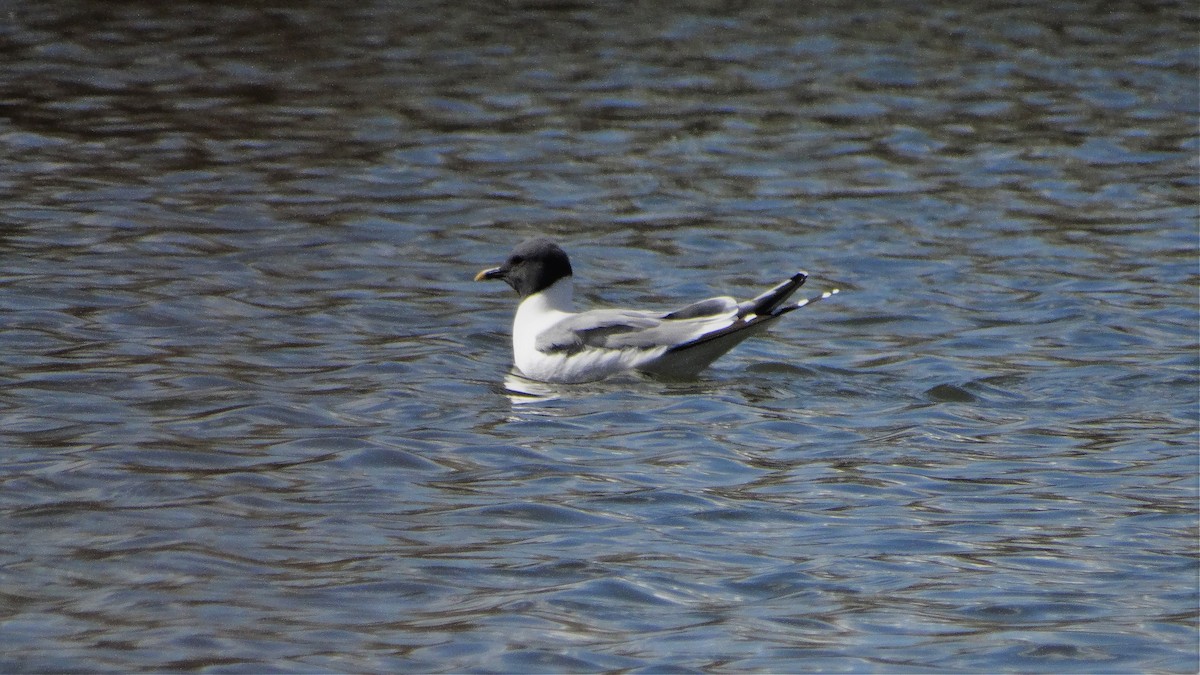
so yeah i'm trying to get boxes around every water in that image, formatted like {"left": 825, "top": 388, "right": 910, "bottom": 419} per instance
{"left": 1, "top": 1, "right": 1197, "bottom": 672}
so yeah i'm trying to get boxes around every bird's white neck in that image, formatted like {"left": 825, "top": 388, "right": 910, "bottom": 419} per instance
{"left": 518, "top": 276, "right": 575, "bottom": 315}
{"left": 512, "top": 276, "right": 575, "bottom": 360}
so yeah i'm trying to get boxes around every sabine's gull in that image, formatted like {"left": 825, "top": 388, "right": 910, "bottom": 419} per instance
{"left": 475, "top": 238, "right": 837, "bottom": 383}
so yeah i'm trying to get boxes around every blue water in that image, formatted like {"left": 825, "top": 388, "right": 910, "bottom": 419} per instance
{"left": 1, "top": 2, "right": 1197, "bottom": 672}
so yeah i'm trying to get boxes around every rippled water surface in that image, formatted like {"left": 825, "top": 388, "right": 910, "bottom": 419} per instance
{"left": 2, "top": 2, "right": 1197, "bottom": 672}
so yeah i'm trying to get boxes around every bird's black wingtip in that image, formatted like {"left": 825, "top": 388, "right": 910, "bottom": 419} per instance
{"left": 741, "top": 271, "right": 809, "bottom": 317}
{"left": 779, "top": 287, "right": 841, "bottom": 313}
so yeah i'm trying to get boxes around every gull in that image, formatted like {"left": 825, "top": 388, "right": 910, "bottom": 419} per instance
{"left": 475, "top": 238, "right": 837, "bottom": 383}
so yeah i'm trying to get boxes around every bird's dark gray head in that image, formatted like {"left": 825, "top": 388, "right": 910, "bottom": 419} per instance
{"left": 474, "top": 238, "right": 573, "bottom": 299}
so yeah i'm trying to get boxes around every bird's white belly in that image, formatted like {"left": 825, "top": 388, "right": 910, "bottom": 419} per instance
{"left": 514, "top": 340, "right": 667, "bottom": 383}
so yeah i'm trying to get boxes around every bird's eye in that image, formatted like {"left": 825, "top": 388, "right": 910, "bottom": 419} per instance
{"left": 510, "top": 256, "right": 524, "bottom": 265}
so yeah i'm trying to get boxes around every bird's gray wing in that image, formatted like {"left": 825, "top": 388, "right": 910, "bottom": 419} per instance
{"left": 534, "top": 310, "right": 663, "bottom": 354}
{"left": 535, "top": 303, "right": 738, "bottom": 355}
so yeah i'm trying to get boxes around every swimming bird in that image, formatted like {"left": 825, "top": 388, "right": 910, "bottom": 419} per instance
{"left": 475, "top": 238, "right": 836, "bottom": 383}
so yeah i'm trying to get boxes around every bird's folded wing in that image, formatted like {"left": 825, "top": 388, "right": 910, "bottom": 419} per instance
{"left": 535, "top": 304, "right": 737, "bottom": 355}
{"left": 534, "top": 310, "right": 658, "bottom": 354}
